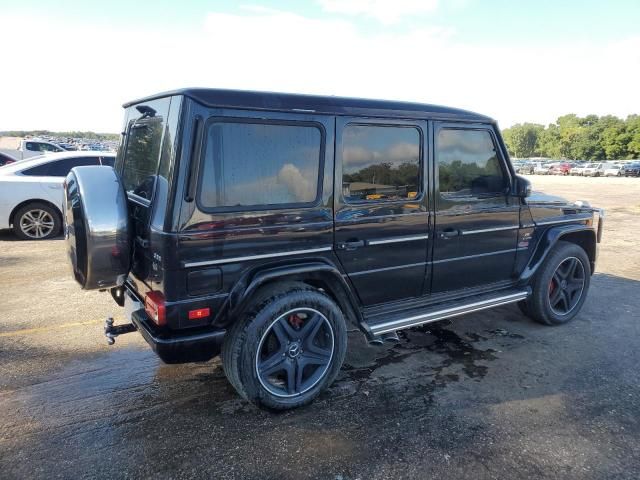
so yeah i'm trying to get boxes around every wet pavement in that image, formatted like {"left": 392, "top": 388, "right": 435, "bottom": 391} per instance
{"left": 1, "top": 176, "right": 640, "bottom": 479}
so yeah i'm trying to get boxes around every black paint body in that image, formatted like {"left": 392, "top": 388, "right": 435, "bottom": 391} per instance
{"left": 114, "top": 89, "right": 601, "bottom": 363}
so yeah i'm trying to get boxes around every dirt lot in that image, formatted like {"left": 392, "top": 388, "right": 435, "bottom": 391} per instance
{"left": 1, "top": 175, "right": 639, "bottom": 479}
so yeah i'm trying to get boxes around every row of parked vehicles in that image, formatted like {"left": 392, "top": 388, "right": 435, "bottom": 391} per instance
{"left": 513, "top": 160, "right": 640, "bottom": 177}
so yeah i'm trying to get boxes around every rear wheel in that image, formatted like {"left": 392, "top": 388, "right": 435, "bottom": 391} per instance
{"left": 222, "top": 283, "right": 347, "bottom": 410}
{"left": 521, "top": 241, "right": 591, "bottom": 325}
{"left": 13, "top": 202, "right": 61, "bottom": 240}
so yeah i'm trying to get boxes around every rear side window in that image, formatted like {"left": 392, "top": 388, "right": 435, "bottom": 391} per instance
{"left": 198, "top": 121, "right": 323, "bottom": 210}
{"left": 118, "top": 97, "right": 171, "bottom": 200}
{"left": 437, "top": 129, "right": 507, "bottom": 197}
{"left": 342, "top": 124, "right": 421, "bottom": 202}
{"left": 22, "top": 157, "right": 99, "bottom": 177}
{"left": 100, "top": 156, "right": 115, "bottom": 167}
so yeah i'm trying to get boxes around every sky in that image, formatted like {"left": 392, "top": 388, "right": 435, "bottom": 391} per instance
{"left": 1, "top": 0, "right": 639, "bottom": 132}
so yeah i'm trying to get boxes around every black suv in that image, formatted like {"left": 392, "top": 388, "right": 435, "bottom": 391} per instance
{"left": 64, "top": 89, "right": 604, "bottom": 410}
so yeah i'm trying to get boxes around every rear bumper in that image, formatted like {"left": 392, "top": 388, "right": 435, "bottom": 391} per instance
{"left": 131, "top": 309, "right": 225, "bottom": 364}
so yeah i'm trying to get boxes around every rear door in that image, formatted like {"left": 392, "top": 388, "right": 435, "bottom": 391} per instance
{"left": 116, "top": 96, "right": 176, "bottom": 292}
{"left": 431, "top": 123, "right": 519, "bottom": 293}
{"left": 334, "top": 117, "right": 430, "bottom": 306}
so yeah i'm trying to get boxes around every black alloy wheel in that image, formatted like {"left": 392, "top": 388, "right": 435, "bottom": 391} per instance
{"left": 222, "top": 282, "right": 347, "bottom": 410}
{"left": 256, "top": 308, "right": 334, "bottom": 397}
{"left": 547, "top": 256, "right": 586, "bottom": 316}
{"left": 519, "top": 241, "right": 591, "bottom": 326}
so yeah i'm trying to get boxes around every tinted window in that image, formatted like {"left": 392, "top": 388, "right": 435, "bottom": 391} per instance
{"left": 198, "top": 121, "right": 322, "bottom": 210}
{"left": 437, "top": 129, "right": 506, "bottom": 197}
{"left": 22, "top": 157, "right": 99, "bottom": 177}
{"left": 118, "top": 98, "right": 171, "bottom": 200}
{"left": 100, "top": 156, "right": 115, "bottom": 167}
{"left": 342, "top": 124, "right": 420, "bottom": 202}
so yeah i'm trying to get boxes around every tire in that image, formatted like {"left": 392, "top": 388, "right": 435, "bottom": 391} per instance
{"left": 12, "top": 202, "right": 61, "bottom": 240}
{"left": 64, "top": 166, "right": 131, "bottom": 290}
{"left": 521, "top": 241, "right": 591, "bottom": 326}
{"left": 222, "top": 282, "right": 348, "bottom": 410}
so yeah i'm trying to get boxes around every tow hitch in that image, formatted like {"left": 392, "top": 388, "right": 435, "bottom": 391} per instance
{"left": 104, "top": 317, "right": 136, "bottom": 345}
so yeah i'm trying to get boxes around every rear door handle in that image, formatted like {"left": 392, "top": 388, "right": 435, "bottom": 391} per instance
{"left": 437, "top": 229, "right": 460, "bottom": 239}
{"left": 337, "top": 239, "right": 366, "bottom": 251}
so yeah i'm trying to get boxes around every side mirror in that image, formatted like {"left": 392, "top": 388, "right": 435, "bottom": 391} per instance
{"left": 515, "top": 175, "right": 532, "bottom": 198}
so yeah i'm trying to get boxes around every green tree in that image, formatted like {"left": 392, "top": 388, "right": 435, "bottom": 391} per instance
{"left": 626, "top": 115, "right": 640, "bottom": 158}
{"left": 502, "top": 123, "right": 544, "bottom": 158}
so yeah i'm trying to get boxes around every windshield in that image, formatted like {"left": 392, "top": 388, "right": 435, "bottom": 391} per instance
{"left": 116, "top": 97, "right": 171, "bottom": 201}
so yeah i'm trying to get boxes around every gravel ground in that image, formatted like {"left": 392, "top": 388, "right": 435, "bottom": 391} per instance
{"left": 0, "top": 175, "right": 639, "bottom": 479}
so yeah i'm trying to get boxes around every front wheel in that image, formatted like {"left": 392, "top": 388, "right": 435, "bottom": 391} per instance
{"left": 520, "top": 241, "right": 591, "bottom": 325}
{"left": 222, "top": 283, "right": 347, "bottom": 410}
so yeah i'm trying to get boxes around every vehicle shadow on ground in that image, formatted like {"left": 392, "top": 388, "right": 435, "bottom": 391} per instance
{"left": 1, "top": 272, "right": 639, "bottom": 479}
{"left": 0, "top": 228, "right": 64, "bottom": 242}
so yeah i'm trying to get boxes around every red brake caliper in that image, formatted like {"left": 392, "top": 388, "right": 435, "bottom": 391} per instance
{"left": 288, "top": 314, "right": 304, "bottom": 328}
{"left": 549, "top": 279, "right": 556, "bottom": 295}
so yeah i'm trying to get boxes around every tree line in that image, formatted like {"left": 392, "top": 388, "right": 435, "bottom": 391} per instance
{"left": 501, "top": 114, "right": 640, "bottom": 160}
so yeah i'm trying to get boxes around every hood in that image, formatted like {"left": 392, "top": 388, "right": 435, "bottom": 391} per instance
{"left": 526, "top": 190, "right": 596, "bottom": 225}
{"left": 527, "top": 191, "right": 571, "bottom": 206}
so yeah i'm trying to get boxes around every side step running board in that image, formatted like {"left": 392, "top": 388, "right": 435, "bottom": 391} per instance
{"left": 367, "top": 290, "right": 529, "bottom": 336}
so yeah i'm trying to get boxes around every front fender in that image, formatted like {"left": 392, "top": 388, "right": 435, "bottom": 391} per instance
{"left": 519, "top": 224, "right": 597, "bottom": 284}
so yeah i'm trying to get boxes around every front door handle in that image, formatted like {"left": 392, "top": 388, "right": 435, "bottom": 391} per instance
{"left": 437, "top": 229, "right": 460, "bottom": 240}
{"left": 337, "top": 239, "right": 366, "bottom": 251}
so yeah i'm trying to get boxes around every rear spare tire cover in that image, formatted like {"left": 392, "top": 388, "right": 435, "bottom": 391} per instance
{"left": 64, "top": 166, "right": 131, "bottom": 290}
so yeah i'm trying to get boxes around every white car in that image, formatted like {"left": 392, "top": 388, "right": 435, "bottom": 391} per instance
{"left": 603, "top": 164, "right": 623, "bottom": 177}
{"left": 582, "top": 163, "right": 605, "bottom": 177}
{"left": 533, "top": 162, "right": 552, "bottom": 175}
{"left": 569, "top": 164, "right": 587, "bottom": 175}
{"left": 0, "top": 152, "right": 115, "bottom": 239}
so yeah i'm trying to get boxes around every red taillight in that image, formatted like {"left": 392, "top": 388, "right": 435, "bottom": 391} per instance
{"left": 145, "top": 291, "right": 166, "bottom": 326}
{"left": 188, "top": 308, "right": 211, "bottom": 320}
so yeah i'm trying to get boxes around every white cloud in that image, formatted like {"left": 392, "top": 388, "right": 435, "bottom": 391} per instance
{"left": 317, "top": 0, "right": 439, "bottom": 24}
{"left": 0, "top": 10, "right": 638, "bottom": 132}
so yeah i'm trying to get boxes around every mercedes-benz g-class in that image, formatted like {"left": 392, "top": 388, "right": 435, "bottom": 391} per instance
{"left": 64, "top": 89, "right": 604, "bottom": 410}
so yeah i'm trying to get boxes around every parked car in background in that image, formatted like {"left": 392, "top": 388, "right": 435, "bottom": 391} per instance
{"left": 570, "top": 164, "right": 587, "bottom": 176}
{"left": 533, "top": 162, "right": 552, "bottom": 175}
{"left": 57, "top": 143, "right": 78, "bottom": 151}
{"left": 582, "top": 163, "right": 606, "bottom": 177}
{"left": 0, "top": 152, "right": 18, "bottom": 167}
{"left": 0, "top": 151, "right": 115, "bottom": 239}
{"left": 19, "top": 139, "right": 66, "bottom": 154}
{"left": 603, "top": 164, "right": 624, "bottom": 177}
{"left": 549, "top": 162, "right": 573, "bottom": 175}
{"left": 515, "top": 162, "right": 534, "bottom": 174}
{"left": 624, "top": 162, "right": 640, "bottom": 177}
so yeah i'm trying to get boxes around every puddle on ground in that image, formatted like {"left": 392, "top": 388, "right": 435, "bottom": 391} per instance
{"left": 337, "top": 323, "right": 526, "bottom": 405}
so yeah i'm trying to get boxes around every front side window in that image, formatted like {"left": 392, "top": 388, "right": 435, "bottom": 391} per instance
{"left": 437, "top": 129, "right": 507, "bottom": 197}
{"left": 342, "top": 124, "right": 421, "bottom": 202}
{"left": 198, "top": 121, "right": 322, "bottom": 210}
